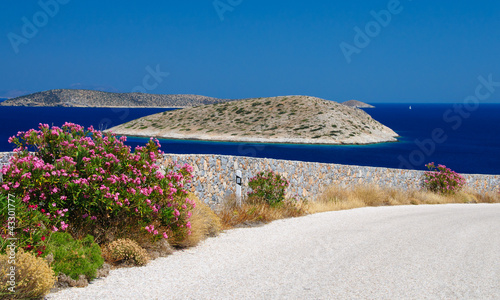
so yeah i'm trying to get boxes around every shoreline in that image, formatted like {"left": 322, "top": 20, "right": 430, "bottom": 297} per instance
{"left": 111, "top": 131, "right": 400, "bottom": 146}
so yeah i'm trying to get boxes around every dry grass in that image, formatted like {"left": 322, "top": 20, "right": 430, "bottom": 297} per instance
{"left": 217, "top": 194, "right": 307, "bottom": 230}
{"left": 0, "top": 249, "right": 56, "bottom": 299}
{"left": 308, "top": 184, "right": 500, "bottom": 214}
{"left": 170, "top": 193, "right": 223, "bottom": 248}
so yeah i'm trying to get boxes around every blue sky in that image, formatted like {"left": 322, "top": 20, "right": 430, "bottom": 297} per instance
{"left": 1, "top": 0, "right": 500, "bottom": 103}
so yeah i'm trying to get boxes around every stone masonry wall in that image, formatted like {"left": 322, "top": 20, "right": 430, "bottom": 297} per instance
{"left": 160, "top": 154, "right": 500, "bottom": 206}
{"left": 1, "top": 152, "right": 499, "bottom": 207}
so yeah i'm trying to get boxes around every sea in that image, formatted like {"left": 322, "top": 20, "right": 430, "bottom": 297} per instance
{"left": 0, "top": 104, "right": 499, "bottom": 175}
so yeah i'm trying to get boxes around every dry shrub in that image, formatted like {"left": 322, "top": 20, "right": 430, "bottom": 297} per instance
{"left": 0, "top": 249, "right": 55, "bottom": 299}
{"left": 309, "top": 184, "right": 500, "bottom": 214}
{"left": 170, "top": 194, "right": 222, "bottom": 248}
{"left": 473, "top": 191, "right": 500, "bottom": 203}
{"left": 106, "top": 239, "right": 149, "bottom": 266}
{"left": 218, "top": 194, "right": 307, "bottom": 230}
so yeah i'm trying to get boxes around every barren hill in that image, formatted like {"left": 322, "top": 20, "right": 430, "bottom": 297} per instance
{"left": 0, "top": 89, "right": 231, "bottom": 108}
{"left": 109, "top": 96, "right": 398, "bottom": 145}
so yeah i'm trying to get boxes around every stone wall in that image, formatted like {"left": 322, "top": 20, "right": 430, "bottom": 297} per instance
{"left": 160, "top": 154, "right": 500, "bottom": 206}
{"left": 1, "top": 152, "right": 499, "bottom": 207}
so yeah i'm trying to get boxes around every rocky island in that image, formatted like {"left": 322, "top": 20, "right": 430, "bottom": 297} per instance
{"left": 108, "top": 96, "right": 398, "bottom": 145}
{"left": 0, "top": 89, "right": 233, "bottom": 108}
{"left": 342, "top": 100, "right": 375, "bottom": 108}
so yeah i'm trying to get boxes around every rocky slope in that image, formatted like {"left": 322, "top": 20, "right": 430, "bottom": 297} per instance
{"left": 342, "top": 100, "right": 375, "bottom": 108}
{"left": 108, "top": 96, "right": 398, "bottom": 145}
{"left": 0, "top": 89, "right": 232, "bottom": 107}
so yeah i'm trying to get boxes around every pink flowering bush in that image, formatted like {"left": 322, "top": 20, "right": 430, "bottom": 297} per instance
{"left": 248, "top": 170, "right": 289, "bottom": 206}
{"left": 422, "top": 162, "right": 466, "bottom": 194}
{"left": 0, "top": 123, "right": 195, "bottom": 243}
{"left": 0, "top": 193, "right": 51, "bottom": 256}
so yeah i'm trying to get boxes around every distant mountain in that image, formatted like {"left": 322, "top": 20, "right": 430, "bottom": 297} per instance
{"left": 0, "top": 89, "right": 233, "bottom": 108}
{"left": 342, "top": 100, "right": 375, "bottom": 108}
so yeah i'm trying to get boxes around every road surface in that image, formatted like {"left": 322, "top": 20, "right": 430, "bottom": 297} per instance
{"left": 48, "top": 204, "right": 500, "bottom": 299}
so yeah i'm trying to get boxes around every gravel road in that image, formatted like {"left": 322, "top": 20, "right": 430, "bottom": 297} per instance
{"left": 48, "top": 204, "right": 500, "bottom": 299}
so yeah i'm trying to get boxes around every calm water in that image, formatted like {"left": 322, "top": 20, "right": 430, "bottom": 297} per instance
{"left": 0, "top": 104, "right": 499, "bottom": 174}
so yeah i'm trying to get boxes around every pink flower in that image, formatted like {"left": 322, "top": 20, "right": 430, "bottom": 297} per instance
{"left": 60, "top": 221, "right": 69, "bottom": 231}
{"left": 153, "top": 230, "right": 158, "bottom": 235}
{"left": 52, "top": 203, "right": 56, "bottom": 207}
{"left": 163, "top": 232, "right": 168, "bottom": 239}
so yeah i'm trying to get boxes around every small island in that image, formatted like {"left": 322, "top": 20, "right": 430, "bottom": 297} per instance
{"left": 0, "top": 89, "right": 233, "bottom": 108}
{"left": 342, "top": 100, "right": 375, "bottom": 108}
{"left": 108, "top": 96, "right": 398, "bottom": 145}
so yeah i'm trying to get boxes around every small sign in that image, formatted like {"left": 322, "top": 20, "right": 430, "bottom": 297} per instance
{"left": 235, "top": 170, "right": 242, "bottom": 206}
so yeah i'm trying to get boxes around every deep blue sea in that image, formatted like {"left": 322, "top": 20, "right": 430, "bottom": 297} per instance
{"left": 0, "top": 104, "right": 499, "bottom": 174}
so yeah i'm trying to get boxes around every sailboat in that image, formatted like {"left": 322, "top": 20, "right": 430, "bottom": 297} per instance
{"left": 409, "top": 106, "right": 412, "bottom": 110}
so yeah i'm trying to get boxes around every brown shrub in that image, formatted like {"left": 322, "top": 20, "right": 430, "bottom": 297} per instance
{"left": 0, "top": 249, "right": 55, "bottom": 299}
{"left": 218, "top": 194, "right": 307, "bottom": 230}
{"left": 106, "top": 239, "right": 149, "bottom": 266}
{"left": 169, "top": 194, "right": 222, "bottom": 248}
{"left": 473, "top": 191, "right": 500, "bottom": 203}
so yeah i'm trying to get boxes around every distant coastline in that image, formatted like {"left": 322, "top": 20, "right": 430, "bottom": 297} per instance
{"left": 342, "top": 100, "right": 375, "bottom": 108}
{"left": 0, "top": 89, "right": 233, "bottom": 108}
{"left": 117, "top": 132, "right": 399, "bottom": 146}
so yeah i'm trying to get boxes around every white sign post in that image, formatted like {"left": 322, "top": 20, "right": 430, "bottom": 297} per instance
{"left": 235, "top": 170, "right": 242, "bottom": 206}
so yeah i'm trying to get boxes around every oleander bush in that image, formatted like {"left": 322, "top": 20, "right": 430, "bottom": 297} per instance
{"left": 423, "top": 163, "right": 466, "bottom": 194}
{"left": 0, "top": 248, "right": 55, "bottom": 299}
{"left": 46, "top": 232, "right": 104, "bottom": 281}
{"left": 0, "top": 194, "right": 51, "bottom": 256}
{"left": 248, "top": 170, "right": 289, "bottom": 206}
{"left": 106, "top": 238, "right": 149, "bottom": 266}
{"left": 0, "top": 122, "right": 195, "bottom": 243}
